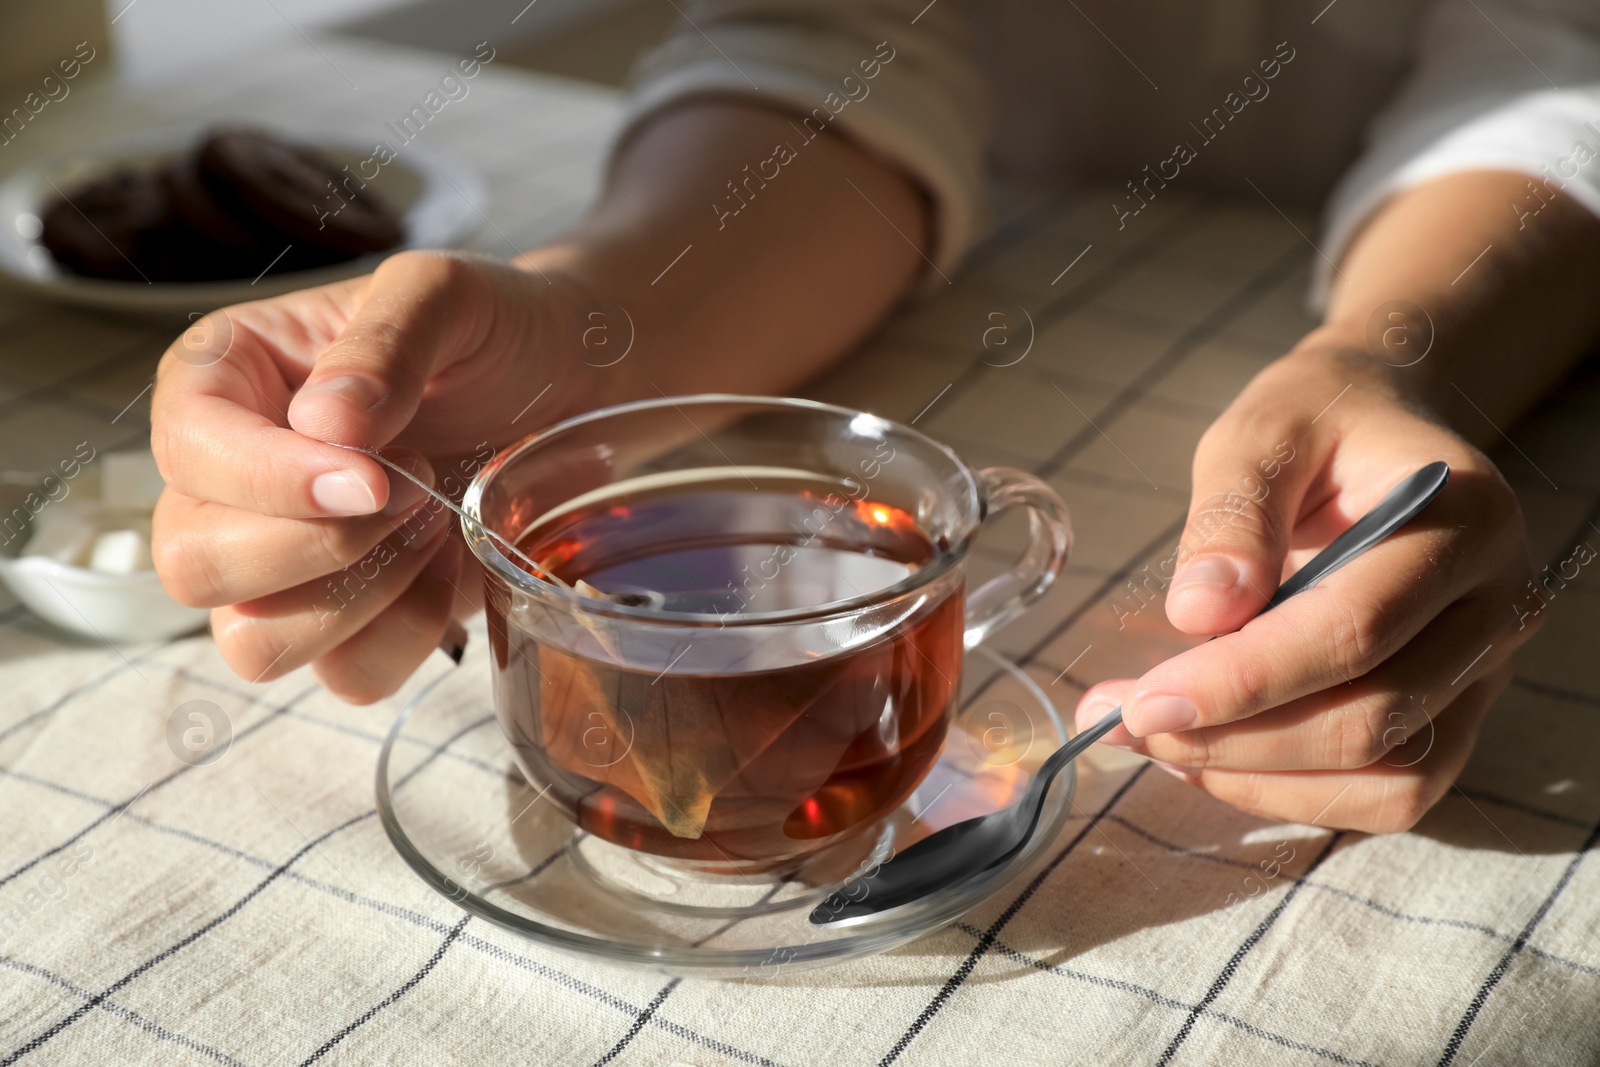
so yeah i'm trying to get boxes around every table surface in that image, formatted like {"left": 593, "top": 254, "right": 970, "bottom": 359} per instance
{"left": 2, "top": 34, "right": 1599, "bottom": 1067}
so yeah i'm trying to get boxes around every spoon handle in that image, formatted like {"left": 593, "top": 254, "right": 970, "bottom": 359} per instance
{"left": 1040, "top": 702, "right": 1125, "bottom": 779}
{"left": 1058, "top": 461, "right": 1450, "bottom": 768}
{"left": 1265, "top": 461, "right": 1449, "bottom": 608}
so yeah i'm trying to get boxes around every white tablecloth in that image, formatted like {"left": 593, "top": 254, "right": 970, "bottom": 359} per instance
{"left": 2, "top": 34, "right": 1598, "bottom": 1067}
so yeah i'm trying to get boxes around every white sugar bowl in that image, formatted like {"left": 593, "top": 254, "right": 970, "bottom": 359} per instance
{"left": 0, "top": 450, "right": 209, "bottom": 643}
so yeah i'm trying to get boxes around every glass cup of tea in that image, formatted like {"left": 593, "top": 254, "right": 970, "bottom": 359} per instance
{"left": 462, "top": 395, "right": 1071, "bottom": 875}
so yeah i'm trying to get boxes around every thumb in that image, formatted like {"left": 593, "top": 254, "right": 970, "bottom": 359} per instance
{"left": 1167, "top": 423, "right": 1317, "bottom": 636}
{"left": 287, "top": 252, "right": 487, "bottom": 449}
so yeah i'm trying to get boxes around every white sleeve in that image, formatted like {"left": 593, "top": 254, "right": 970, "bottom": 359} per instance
{"left": 611, "top": 0, "right": 990, "bottom": 279}
{"left": 1315, "top": 0, "right": 1600, "bottom": 308}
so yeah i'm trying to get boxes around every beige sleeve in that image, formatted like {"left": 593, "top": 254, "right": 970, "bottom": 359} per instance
{"left": 1315, "top": 0, "right": 1600, "bottom": 309}
{"left": 612, "top": 0, "right": 990, "bottom": 278}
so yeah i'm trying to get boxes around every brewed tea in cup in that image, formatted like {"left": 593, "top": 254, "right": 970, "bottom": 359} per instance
{"left": 464, "top": 397, "right": 1070, "bottom": 871}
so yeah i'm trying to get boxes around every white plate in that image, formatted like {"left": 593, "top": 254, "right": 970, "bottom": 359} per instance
{"left": 0, "top": 123, "right": 489, "bottom": 315}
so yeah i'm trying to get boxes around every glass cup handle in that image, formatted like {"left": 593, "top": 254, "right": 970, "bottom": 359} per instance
{"left": 963, "top": 466, "right": 1073, "bottom": 651}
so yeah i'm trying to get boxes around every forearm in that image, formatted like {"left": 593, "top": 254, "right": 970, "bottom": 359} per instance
{"left": 1303, "top": 171, "right": 1600, "bottom": 443}
{"left": 517, "top": 99, "right": 930, "bottom": 408}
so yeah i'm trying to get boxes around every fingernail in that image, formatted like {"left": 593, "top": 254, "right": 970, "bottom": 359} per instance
{"left": 311, "top": 470, "right": 378, "bottom": 515}
{"left": 439, "top": 619, "right": 469, "bottom": 665}
{"left": 1171, "top": 556, "right": 1240, "bottom": 596}
{"left": 382, "top": 460, "right": 433, "bottom": 517}
{"left": 301, "top": 375, "right": 384, "bottom": 412}
{"left": 1126, "top": 692, "right": 1198, "bottom": 737}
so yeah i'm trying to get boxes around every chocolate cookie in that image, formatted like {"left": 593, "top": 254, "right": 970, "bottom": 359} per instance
{"left": 39, "top": 126, "right": 405, "bottom": 284}
{"left": 162, "top": 152, "right": 277, "bottom": 274}
{"left": 40, "top": 169, "right": 170, "bottom": 282}
{"left": 196, "top": 127, "right": 402, "bottom": 258}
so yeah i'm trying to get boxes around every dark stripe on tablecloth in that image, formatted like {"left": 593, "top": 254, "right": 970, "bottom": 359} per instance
{"left": 3, "top": 715, "right": 785, "bottom": 1067}
{"left": 594, "top": 979, "right": 682, "bottom": 1066}
{"left": 0, "top": 647, "right": 160, "bottom": 745}
{"left": 0, "top": 684, "right": 313, "bottom": 890}
{"left": 1508, "top": 676, "right": 1600, "bottom": 713}
{"left": 895, "top": 196, "right": 1211, "bottom": 428}
{"left": 1153, "top": 832, "right": 1345, "bottom": 1067}
{"left": 162, "top": 664, "right": 509, "bottom": 779}
{"left": 23, "top": 754, "right": 1596, "bottom": 1066}
{"left": 1102, "top": 813, "right": 1600, "bottom": 961}
{"left": 964, "top": 930, "right": 1381, "bottom": 1067}
{"left": 598, "top": 881, "right": 787, "bottom": 1066}
{"left": 391, "top": 713, "right": 498, "bottom": 791}
{"left": 1452, "top": 784, "right": 1592, "bottom": 830}
{"left": 0, "top": 955, "right": 248, "bottom": 1067}
{"left": 1435, "top": 816, "right": 1600, "bottom": 1067}
{"left": 298, "top": 914, "right": 472, "bottom": 1065}
{"left": 1, "top": 810, "right": 371, "bottom": 1065}
{"left": 961, "top": 514, "right": 1187, "bottom": 711}
{"left": 877, "top": 764, "right": 1151, "bottom": 1066}
{"left": 1032, "top": 243, "right": 1305, "bottom": 482}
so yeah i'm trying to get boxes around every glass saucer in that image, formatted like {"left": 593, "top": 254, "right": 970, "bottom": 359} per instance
{"left": 375, "top": 641, "right": 1074, "bottom": 976}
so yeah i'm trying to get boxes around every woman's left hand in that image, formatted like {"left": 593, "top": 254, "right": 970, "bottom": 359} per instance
{"left": 1074, "top": 343, "right": 1542, "bottom": 833}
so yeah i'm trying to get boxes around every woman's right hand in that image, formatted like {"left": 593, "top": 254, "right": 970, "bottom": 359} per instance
{"left": 151, "top": 250, "right": 615, "bottom": 702}
{"left": 150, "top": 100, "right": 934, "bottom": 705}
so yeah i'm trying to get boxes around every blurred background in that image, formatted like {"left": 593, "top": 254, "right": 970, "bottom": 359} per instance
{"left": 4, "top": 0, "right": 671, "bottom": 90}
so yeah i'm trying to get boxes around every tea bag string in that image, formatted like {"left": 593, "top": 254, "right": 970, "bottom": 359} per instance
{"left": 322, "top": 442, "right": 571, "bottom": 590}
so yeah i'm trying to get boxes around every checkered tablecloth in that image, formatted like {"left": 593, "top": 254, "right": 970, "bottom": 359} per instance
{"left": 3, "top": 34, "right": 1599, "bottom": 1067}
